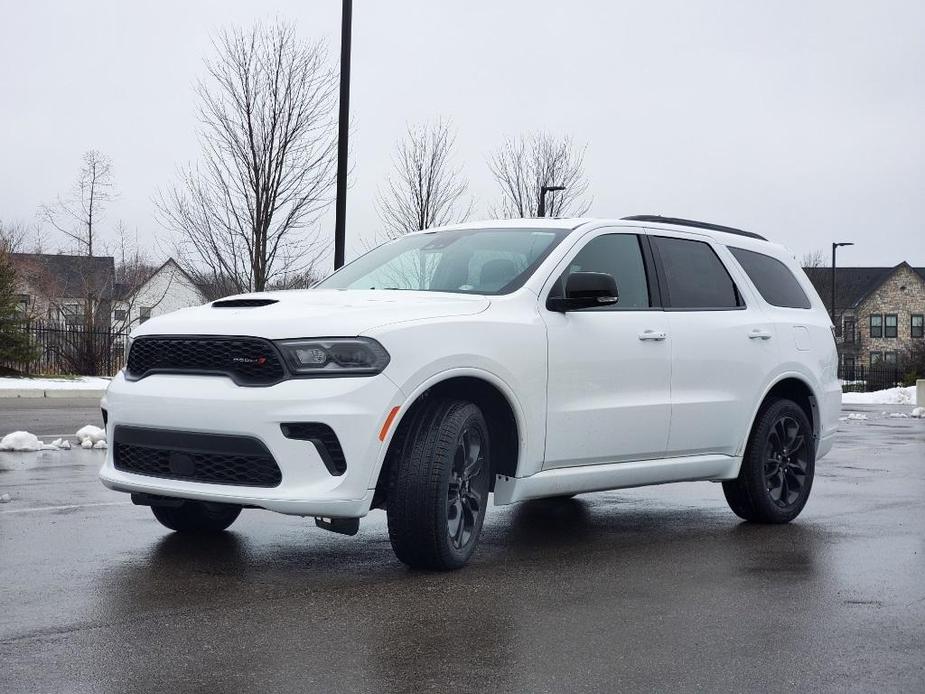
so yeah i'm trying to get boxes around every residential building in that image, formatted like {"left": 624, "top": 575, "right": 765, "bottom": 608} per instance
{"left": 11, "top": 253, "right": 207, "bottom": 331}
{"left": 112, "top": 258, "right": 207, "bottom": 329}
{"left": 10, "top": 253, "right": 114, "bottom": 326}
{"left": 804, "top": 262, "right": 925, "bottom": 373}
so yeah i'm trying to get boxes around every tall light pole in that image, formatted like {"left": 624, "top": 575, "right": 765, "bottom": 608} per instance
{"left": 333, "top": 0, "right": 352, "bottom": 270}
{"left": 538, "top": 185, "right": 565, "bottom": 218}
{"left": 831, "top": 241, "right": 854, "bottom": 328}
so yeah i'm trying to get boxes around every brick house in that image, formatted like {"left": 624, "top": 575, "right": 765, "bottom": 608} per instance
{"left": 804, "top": 262, "right": 925, "bottom": 375}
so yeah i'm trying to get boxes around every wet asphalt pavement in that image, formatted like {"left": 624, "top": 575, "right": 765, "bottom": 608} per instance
{"left": 1, "top": 400, "right": 923, "bottom": 693}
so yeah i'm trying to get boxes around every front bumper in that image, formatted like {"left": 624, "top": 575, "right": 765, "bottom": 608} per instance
{"left": 99, "top": 371, "right": 403, "bottom": 517}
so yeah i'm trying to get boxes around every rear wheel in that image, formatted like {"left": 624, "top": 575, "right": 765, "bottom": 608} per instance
{"left": 387, "top": 398, "right": 491, "bottom": 570}
{"left": 723, "top": 397, "right": 815, "bottom": 523}
{"left": 151, "top": 501, "right": 241, "bottom": 533}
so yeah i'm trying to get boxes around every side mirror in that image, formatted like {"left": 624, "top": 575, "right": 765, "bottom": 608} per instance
{"left": 546, "top": 272, "right": 619, "bottom": 312}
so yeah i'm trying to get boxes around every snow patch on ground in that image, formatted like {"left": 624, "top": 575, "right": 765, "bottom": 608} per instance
{"left": 912, "top": 407, "right": 925, "bottom": 419}
{"left": 842, "top": 386, "right": 917, "bottom": 406}
{"left": 0, "top": 431, "right": 47, "bottom": 451}
{"left": 76, "top": 425, "right": 106, "bottom": 445}
{"left": 0, "top": 376, "right": 111, "bottom": 391}
{"left": 842, "top": 413, "right": 869, "bottom": 421}
{"left": 1, "top": 424, "right": 106, "bottom": 454}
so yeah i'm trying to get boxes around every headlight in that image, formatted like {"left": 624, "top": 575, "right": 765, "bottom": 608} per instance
{"left": 275, "top": 337, "right": 390, "bottom": 377}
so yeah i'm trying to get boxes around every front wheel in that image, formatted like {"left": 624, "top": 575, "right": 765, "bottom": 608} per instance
{"left": 151, "top": 501, "right": 241, "bottom": 533}
{"left": 387, "top": 398, "right": 491, "bottom": 570}
{"left": 723, "top": 397, "right": 815, "bottom": 523}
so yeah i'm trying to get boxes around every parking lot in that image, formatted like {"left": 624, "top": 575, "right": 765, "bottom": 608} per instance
{"left": 1, "top": 399, "right": 923, "bottom": 693}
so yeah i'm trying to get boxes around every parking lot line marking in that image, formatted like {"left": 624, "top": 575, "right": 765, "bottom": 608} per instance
{"left": 0, "top": 501, "right": 130, "bottom": 515}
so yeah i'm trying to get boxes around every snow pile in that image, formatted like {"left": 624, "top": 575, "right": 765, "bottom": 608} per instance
{"left": 0, "top": 431, "right": 56, "bottom": 451}
{"left": 844, "top": 413, "right": 868, "bottom": 421}
{"left": 0, "top": 493, "right": 11, "bottom": 503}
{"left": 912, "top": 407, "right": 925, "bottom": 419}
{"left": 76, "top": 425, "right": 106, "bottom": 445}
{"left": 50, "top": 438, "right": 72, "bottom": 450}
{"left": 0, "top": 376, "right": 111, "bottom": 391}
{"left": 842, "top": 386, "right": 916, "bottom": 406}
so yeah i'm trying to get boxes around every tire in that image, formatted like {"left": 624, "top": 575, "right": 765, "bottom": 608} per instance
{"left": 151, "top": 501, "right": 241, "bottom": 533}
{"left": 387, "top": 398, "right": 491, "bottom": 570}
{"left": 723, "top": 397, "right": 815, "bottom": 523}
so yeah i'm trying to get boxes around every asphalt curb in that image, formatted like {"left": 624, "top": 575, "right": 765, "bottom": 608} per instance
{"left": 0, "top": 389, "right": 106, "bottom": 400}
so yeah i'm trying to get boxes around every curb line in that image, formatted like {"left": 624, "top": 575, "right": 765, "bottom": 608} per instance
{"left": 0, "top": 389, "right": 106, "bottom": 400}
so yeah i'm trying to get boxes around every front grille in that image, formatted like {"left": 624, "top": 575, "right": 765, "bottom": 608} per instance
{"left": 126, "top": 336, "right": 286, "bottom": 386}
{"left": 113, "top": 426, "right": 282, "bottom": 487}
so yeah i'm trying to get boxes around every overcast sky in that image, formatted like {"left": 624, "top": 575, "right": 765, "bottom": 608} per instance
{"left": 2, "top": 0, "right": 923, "bottom": 270}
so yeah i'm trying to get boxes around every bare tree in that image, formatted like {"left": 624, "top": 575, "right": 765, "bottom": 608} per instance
{"left": 376, "top": 120, "right": 470, "bottom": 240}
{"left": 488, "top": 132, "right": 591, "bottom": 219}
{"left": 0, "top": 219, "right": 29, "bottom": 253}
{"left": 801, "top": 249, "right": 827, "bottom": 268}
{"left": 41, "top": 150, "right": 114, "bottom": 256}
{"left": 156, "top": 20, "right": 338, "bottom": 294}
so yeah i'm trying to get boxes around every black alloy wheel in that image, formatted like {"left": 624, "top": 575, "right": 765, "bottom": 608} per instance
{"left": 387, "top": 398, "right": 492, "bottom": 570}
{"left": 764, "top": 415, "right": 809, "bottom": 508}
{"left": 447, "top": 426, "right": 487, "bottom": 551}
{"left": 723, "top": 397, "right": 815, "bottom": 523}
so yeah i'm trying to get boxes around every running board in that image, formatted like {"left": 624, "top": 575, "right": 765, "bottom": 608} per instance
{"left": 493, "top": 454, "right": 741, "bottom": 506}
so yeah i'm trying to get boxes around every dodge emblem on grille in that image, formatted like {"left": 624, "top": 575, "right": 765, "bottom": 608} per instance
{"left": 232, "top": 356, "right": 267, "bottom": 365}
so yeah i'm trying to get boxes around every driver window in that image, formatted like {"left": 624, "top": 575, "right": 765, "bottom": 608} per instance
{"left": 552, "top": 234, "right": 650, "bottom": 308}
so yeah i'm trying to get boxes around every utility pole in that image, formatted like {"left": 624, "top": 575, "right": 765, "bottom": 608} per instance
{"left": 831, "top": 241, "right": 854, "bottom": 327}
{"left": 538, "top": 185, "right": 565, "bottom": 218}
{"left": 333, "top": 0, "right": 352, "bottom": 269}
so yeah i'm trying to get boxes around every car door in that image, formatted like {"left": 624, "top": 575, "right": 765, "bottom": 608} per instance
{"left": 542, "top": 229, "right": 671, "bottom": 469}
{"left": 649, "top": 233, "right": 780, "bottom": 457}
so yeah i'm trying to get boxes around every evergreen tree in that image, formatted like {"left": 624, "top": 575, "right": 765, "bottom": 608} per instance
{"left": 0, "top": 249, "right": 35, "bottom": 367}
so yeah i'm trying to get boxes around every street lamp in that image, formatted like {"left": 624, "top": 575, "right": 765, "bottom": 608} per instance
{"left": 538, "top": 185, "right": 565, "bottom": 218}
{"left": 831, "top": 241, "right": 854, "bottom": 328}
{"left": 333, "top": 0, "right": 352, "bottom": 270}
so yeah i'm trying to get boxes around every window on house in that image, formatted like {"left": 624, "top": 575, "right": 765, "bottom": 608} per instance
{"left": 58, "top": 303, "right": 81, "bottom": 326}
{"left": 884, "top": 314, "right": 898, "bottom": 338}
{"left": 869, "top": 314, "right": 883, "bottom": 338}
{"left": 16, "top": 294, "right": 29, "bottom": 314}
{"left": 139, "top": 307, "right": 152, "bottom": 323}
{"left": 883, "top": 351, "right": 898, "bottom": 365}
{"left": 842, "top": 356, "right": 856, "bottom": 380}
{"left": 113, "top": 309, "right": 127, "bottom": 322}
{"left": 912, "top": 314, "right": 924, "bottom": 338}
{"left": 870, "top": 351, "right": 882, "bottom": 365}
{"left": 843, "top": 317, "right": 856, "bottom": 343}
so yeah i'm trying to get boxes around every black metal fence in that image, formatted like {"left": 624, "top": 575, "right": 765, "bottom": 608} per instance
{"left": 1, "top": 321, "right": 128, "bottom": 377}
{"left": 839, "top": 363, "right": 904, "bottom": 393}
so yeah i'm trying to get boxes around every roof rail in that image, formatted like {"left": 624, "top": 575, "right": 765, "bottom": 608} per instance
{"left": 621, "top": 215, "right": 767, "bottom": 241}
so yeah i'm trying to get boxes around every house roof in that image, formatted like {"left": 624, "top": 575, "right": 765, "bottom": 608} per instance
{"left": 113, "top": 258, "right": 204, "bottom": 301}
{"left": 10, "top": 253, "right": 115, "bottom": 300}
{"left": 804, "top": 262, "right": 925, "bottom": 311}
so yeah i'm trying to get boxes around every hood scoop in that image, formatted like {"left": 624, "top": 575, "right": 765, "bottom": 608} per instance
{"left": 212, "top": 298, "right": 279, "bottom": 308}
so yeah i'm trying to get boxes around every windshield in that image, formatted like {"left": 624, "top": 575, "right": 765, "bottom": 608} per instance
{"left": 318, "top": 228, "right": 570, "bottom": 295}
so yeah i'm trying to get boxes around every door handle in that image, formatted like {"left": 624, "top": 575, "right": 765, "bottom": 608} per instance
{"left": 638, "top": 330, "right": 667, "bottom": 341}
{"left": 748, "top": 329, "right": 773, "bottom": 340}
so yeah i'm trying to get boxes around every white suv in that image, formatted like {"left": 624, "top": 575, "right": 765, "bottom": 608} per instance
{"left": 100, "top": 216, "right": 841, "bottom": 569}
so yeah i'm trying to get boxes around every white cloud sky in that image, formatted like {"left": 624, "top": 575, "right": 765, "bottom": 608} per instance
{"left": 1, "top": 0, "right": 923, "bottom": 270}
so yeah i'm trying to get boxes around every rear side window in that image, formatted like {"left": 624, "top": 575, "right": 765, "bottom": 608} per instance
{"left": 652, "top": 236, "right": 742, "bottom": 309}
{"left": 729, "top": 247, "right": 811, "bottom": 309}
